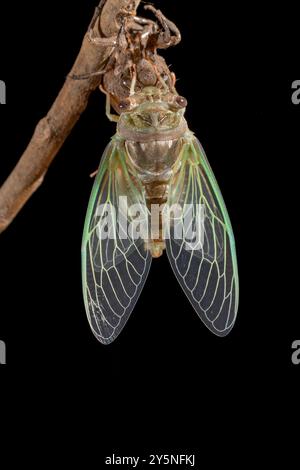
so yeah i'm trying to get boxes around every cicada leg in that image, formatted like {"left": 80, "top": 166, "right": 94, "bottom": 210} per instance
{"left": 99, "top": 85, "right": 120, "bottom": 122}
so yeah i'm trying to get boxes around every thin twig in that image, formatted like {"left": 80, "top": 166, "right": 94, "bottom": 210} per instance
{"left": 0, "top": 0, "right": 141, "bottom": 234}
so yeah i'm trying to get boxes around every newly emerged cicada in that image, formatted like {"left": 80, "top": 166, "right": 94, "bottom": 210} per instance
{"left": 81, "top": 4, "right": 239, "bottom": 344}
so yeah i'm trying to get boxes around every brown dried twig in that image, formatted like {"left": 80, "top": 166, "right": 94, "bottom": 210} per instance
{"left": 0, "top": 0, "right": 141, "bottom": 233}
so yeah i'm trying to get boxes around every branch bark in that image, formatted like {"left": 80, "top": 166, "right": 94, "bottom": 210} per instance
{"left": 0, "top": 0, "right": 141, "bottom": 233}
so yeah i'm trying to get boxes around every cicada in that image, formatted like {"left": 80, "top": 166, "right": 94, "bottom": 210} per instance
{"left": 81, "top": 5, "right": 239, "bottom": 344}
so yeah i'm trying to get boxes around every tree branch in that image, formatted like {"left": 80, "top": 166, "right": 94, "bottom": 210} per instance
{"left": 0, "top": 0, "right": 141, "bottom": 233}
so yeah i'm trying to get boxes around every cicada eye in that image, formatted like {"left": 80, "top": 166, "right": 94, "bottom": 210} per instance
{"left": 175, "top": 96, "right": 188, "bottom": 108}
{"left": 118, "top": 100, "right": 130, "bottom": 112}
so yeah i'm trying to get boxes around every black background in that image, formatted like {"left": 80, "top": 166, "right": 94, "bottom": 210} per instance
{"left": 0, "top": 0, "right": 299, "bottom": 453}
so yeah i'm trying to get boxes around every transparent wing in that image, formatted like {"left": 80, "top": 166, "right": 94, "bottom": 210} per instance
{"left": 82, "top": 140, "right": 152, "bottom": 344}
{"left": 166, "top": 137, "right": 239, "bottom": 336}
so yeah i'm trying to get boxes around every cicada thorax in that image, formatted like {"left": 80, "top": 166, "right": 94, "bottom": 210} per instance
{"left": 116, "top": 93, "right": 189, "bottom": 258}
{"left": 125, "top": 139, "right": 182, "bottom": 197}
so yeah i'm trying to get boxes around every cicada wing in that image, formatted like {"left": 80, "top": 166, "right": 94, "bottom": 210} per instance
{"left": 82, "top": 140, "right": 152, "bottom": 344}
{"left": 165, "top": 137, "right": 239, "bottom": 336}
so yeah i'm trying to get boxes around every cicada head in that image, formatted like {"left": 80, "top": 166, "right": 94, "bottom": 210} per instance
{"left": 117, "top": 87, "right": 188, "bottom": 142}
